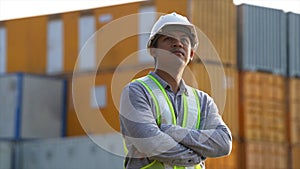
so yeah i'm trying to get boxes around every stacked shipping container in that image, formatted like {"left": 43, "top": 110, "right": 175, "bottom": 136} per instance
{"left": 0, "top": 1, "right": 144, "bottom": 169}
{"left": 190, "top": 0, "right": 240, "bottom": 168}
{"left": 0, "top": 0, "right": 300, "bottom": 168}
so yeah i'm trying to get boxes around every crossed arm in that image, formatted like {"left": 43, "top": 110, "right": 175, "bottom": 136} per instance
{"left": 120, "top": 83, "right": 232, "bottom": 166}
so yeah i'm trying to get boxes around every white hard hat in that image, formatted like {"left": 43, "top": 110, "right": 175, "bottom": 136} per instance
{"left": 147, "top": 12, "right": 198, "bottom": 50}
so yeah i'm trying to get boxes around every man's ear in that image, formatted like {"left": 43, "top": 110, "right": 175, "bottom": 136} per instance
{"left": 150, "top": 48, "right": 156, "bottom": 57}
{"left": 190, "top": 49, "right": 195, "bottom": 61}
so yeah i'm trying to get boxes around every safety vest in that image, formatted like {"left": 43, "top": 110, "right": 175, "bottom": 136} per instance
{"left": 127, "top": 74, "right": 202, "bottom": 169}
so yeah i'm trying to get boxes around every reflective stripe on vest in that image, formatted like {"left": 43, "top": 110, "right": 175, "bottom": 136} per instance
{"left": 134, "top": 74, "right": 202, "bottom": 169}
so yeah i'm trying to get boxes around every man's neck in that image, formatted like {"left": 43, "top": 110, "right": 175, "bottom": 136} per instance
{"left": 154, "top": 69, "right": 182, "bottom": 93}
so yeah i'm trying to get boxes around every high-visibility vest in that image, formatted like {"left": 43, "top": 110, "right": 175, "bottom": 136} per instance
{"left": 126, "top": 74, "right": 202, "bottom": 169}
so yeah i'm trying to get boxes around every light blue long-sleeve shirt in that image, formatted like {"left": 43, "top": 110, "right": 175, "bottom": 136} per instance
{"left": 120, "top": 72, "right": 232, "bottom": 169}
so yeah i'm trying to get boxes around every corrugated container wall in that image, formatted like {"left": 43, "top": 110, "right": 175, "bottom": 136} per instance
{"left": 67, "top": 66, "right": 154, "bottom": 136}
{"left": 239, "top": 71, "right": 287, "bottom": 143}
{"left": 191, "top": 0, "right": 237, "bottom": 65}
{"left": 288, "top": 12, "right": 300, "bottom": 77}
{"left": 237, "top": 4, "right": 287, "bottom": 75}
{"left": 155, "top": 0, "right": 188, "bottom": 16}
{"left": 0, "top": 141, "right": 14, "bottom": 169}
{"left": 241, "top": 141, "right": 289, "bottom": 169}
{"left": 0, "top": 73, "right": 67, "bottom": 139}
{"left": 289, "top": 78, "right": 300, "bottom": 144}
{"left": 95, "top": 3, "right": 140, "bottom": 71}
{"left": 188, "top": 62, "right": 239, "bottom": 137}
{"left": 0, "top": 22, "right": 7, "bottom": 74}
{"left": 16, "top": 134, "right": 124, "bottom": 169}
{"left": 6, "top": 16, "right": 47, "bottom": 74}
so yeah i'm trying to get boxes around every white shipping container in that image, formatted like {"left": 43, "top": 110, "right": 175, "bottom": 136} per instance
{"left": 0, "top": 73, "right": 67, "bottom": 139}
{"left": 16, "top": 133, "right": 124, "bottom": 169}
{"left": 0, "top": 141, "right": 13, "bottom": 169}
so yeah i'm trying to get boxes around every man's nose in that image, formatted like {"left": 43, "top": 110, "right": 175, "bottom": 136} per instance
{"left": 172, "top": 38, "right": 183, "bottom": 48}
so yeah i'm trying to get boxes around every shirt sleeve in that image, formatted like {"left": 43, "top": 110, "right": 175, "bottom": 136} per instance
{"left": 120, "top": 82, "right": 202, "bottom": 166}
{"left": 160, "top": 91, "right": 232, "bottom": 158}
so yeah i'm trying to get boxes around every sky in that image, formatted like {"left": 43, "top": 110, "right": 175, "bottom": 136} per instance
{"left": 233, "top": 0, "right": 300, "bottom": 13}
{"left": 0, "top": 0, "right": 299, "bottom": 21}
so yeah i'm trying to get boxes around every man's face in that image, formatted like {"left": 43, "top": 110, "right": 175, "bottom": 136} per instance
{"left": 152, "top": 30, "right": 194, "bottom": 66}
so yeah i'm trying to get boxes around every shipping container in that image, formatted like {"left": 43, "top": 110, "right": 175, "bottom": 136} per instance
{"left": 242, "top": 141, "right": 289, "bottom": 169}
{"left": 287, "top": 12, "right": 300, "bottom": 77}
{"left": 239, "top": 71, "right": 287, "bottom": 142}
{"left": 237, "top": 4, "right": 287, "bottom": 75}
{"left": 6, "top": 16, "right": 47, "bottom": 74}
{"left": 188, "top": 62, "right": 239, "bottom": 137}
{"left": 2, "top": 1, "right": 143, "bottom": 75}
{"left": 292, "top": 144, "right": 300, "bottom": 169}
{"left": 0, "top": 73, "right": 67, "bottom": 139}
{"left": 0, "top": 141, "right": 14, "bottom": 169}
{"left": 62, "top": 11, "right": 80, "bottom": 73}
{"left": 94, "top": 2, "right": 140, "bottom": 71}
{"left": 0, "top": 23, "right": 6, "bottom": 74}
{"left": 68, "top": 66, "right": 150, "bottom": 136}
{"left": 47, "top": 15, "right": 64, "bottom": 74}
{"left": 138, "top": 5, "right": 157, "bottom": 64}
{"left": 16, "top": 134, "right": 124, "bottom": 169}
{"left": 289, "top": 78, "right": 300, "bottom": 144}
{"left": 155, "top": 0, "right": 188, "bottom": 17}
{"left": 191, "top": 0, "right": 237, "bottom": 65}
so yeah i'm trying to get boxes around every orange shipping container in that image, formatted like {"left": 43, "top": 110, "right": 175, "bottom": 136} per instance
{"left": 155, "top": 0, "right": 188, "bottom": 16}
{"left": 6, "top": 16, "right": 47, "bottom": 74}
{"left": 67, "top": 72, "right": 122, "bottom": 136}
{"left": 289, "top": 78, "right": 300, "bottom": 144}
{"left": 95, "top": 2, "right": 140, "bottom": 70}
{"left": 191, "top": 0, "right": 237, "bottom": 65}
{"left": 242, "top": 141, "right": 289, "bottom": 169}
{"left": 188, "top": 62, "right": 239, "bottom": 137}
{"left": 67, "top": 66, "right": 151, "bottom": 136}
{"left": 239, "top": 71, "right": 287, "bottom": 142}
{"left": 292, "top": 144, "right": 300, "bottom": 169}
{"left": 62, "top": 11, "right": 80, "bottom": 73}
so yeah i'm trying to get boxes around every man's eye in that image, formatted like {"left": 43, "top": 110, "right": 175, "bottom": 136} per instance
{"left": 181, "top": 38, "right": 189, "bottom": 45}
{"left": 165, "top": 37, "right": 172, "bottom": 41}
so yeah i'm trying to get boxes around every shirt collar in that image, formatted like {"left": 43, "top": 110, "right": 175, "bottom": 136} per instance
{"left": 149, "top": 72, "right": 188, "bottom": 95}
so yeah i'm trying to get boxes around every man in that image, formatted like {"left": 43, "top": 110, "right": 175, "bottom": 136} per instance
{"left": 119, "top": 12, "right": 232, "bottom": 169}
